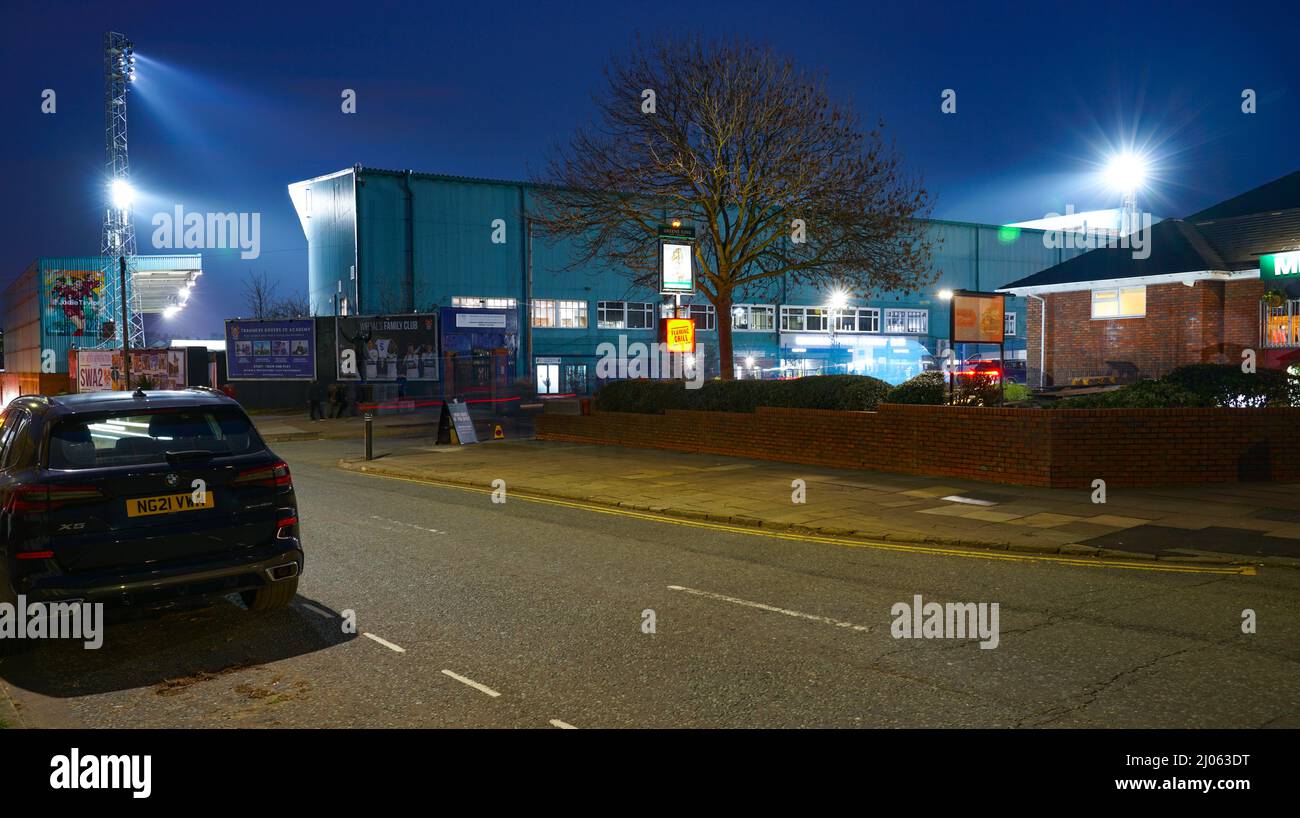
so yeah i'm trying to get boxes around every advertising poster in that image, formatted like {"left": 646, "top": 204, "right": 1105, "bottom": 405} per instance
{"left": 226, "top": 319, "right": 316, "bottom": 380}
{"left": 45, "top": 268, "right": 109, "bottom": 338}
{"left": 75, "top": 349, "right": 187, "bottom": 392}
{"left": 336, "top": 314, "right": 439, "bottom": 381}
{"left": 951, "top": 292, "right": 1005, "bottom": 345}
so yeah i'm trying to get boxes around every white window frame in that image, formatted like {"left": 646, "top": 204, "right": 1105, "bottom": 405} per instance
{"left": 453, "top": 296, "right": 518, "bottom": 309}
{"left": 1091, "top": 286, "right": 1146, "bottom": 319}
{"left": 780, "top": 305, "right": 830, "bottom": 333}
{"left": 597, "top": 301, "right": 654, "bottom": 330}
{"left": 831, "top": 307, "right": 880, "bottom": 333}
{"left": 732, "top": 304, "right": 776, "bottom": 332}
{"left": 883, "top": 308, "right": 928, "bottom": 335}
{"left": 663, "top": 303, "right": 716, "bottom": 331}
{"left": 1004, "top": 311, "right": 1017, "bottom": 336}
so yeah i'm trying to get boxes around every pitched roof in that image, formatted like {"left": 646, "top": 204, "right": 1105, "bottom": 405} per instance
{"left": 1000, "top": 169, "right": 1300, "bottom": 292}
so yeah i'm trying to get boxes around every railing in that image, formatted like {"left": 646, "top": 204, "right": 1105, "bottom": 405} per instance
{"left": 1261, "top": 299, "right": 1300, "bottom": 348}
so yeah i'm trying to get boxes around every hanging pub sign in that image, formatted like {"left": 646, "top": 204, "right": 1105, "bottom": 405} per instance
{"left": 659, "top": 222, "right": 695, "bottom": 295}
{"left": 660, "top": 317, "right": 696, "bottom": 353}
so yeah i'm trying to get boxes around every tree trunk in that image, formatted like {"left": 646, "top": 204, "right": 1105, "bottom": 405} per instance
{"left": 715, "top": 293, "right": 734, "bottom": 380}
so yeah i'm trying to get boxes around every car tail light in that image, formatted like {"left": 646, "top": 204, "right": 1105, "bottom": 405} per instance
{"left": 6, "top": 483, "right": 106, "bottom": 513}
{"left": 276, "top": 515, "right": 298, "bottom": 528}
{"left": 16, "top": 550, "right": 54, "bottom": 560}
{"left": 235, "top": 460, "right": 292, "bottom": 489}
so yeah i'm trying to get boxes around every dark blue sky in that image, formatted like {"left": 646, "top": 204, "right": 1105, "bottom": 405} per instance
{"left": 5, "top": 0, "right": 1298, "bottom": 336}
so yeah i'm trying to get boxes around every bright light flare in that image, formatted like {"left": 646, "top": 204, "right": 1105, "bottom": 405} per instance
{"left": 109, "top": 179, "right": 135, "bottom": 210}
{"left": 827, "top": 290, "right": 849, "bottom": 311}
{"left": 1103, "top": 152, "right": 1148, "bottom": 193}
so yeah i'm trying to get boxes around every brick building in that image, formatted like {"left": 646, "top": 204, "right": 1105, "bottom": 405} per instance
{"left": 1000, "top": 171, "right": 1300, "bottom": 386}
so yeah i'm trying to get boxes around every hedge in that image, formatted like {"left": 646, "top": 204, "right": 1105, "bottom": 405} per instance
{"left": 596, "top": 374, "right": 892, "bottom": 414}
{"left": 884, "top": 371, "right": 945, "bottom": 405}
{"left": 1054, "top": 364, "right": 1300, "bottom": 409}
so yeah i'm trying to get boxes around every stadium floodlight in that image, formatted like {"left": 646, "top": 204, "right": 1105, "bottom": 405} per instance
{"left": 1103, "top": 151, "right": 1148, "bottom": 194}
{"left": 110, "top": 179, "right": 135, "bottom": 211}
{"left": 162, "top": 305, "right": 182, "bottom": 319}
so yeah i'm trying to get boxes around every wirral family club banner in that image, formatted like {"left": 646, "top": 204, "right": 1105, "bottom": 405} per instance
{"left": 336, "top": 314, "right": 440, "bottom": 381}
{"left": 225, "top": 319, "right": 316, "bottom": 380}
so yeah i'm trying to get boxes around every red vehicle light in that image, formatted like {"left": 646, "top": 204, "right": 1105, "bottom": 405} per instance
{"left": 235, "top": 460, "right": 293, "bottom": 489}
{"left": 16, "top": 550, "right": 54, "bottom": 560}
{"left": 6, "top": 483, "right": 106, "bottom": 513}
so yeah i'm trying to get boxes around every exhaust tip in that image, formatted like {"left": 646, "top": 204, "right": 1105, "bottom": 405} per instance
{"left": 266, "top": 562, "right": 299, "bottom": 581}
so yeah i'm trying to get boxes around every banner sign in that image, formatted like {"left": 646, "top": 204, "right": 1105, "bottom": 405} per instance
{"left": 226, "top": 319, "right": 316, "bottom": 380}
{"left": 1261, "top": 250, "right": 1300, "bottom": 280}
{"left": 336, "top": 313, "right": 440, "bottom": 381}
{"left": 45, "top": 268, "right": 109, "bottom": 338}
{"left": 950, "top": 292, "right": 1005, "bottom": 344}
{"left": 75, "top": 349, "right": 187, "bottom": 392}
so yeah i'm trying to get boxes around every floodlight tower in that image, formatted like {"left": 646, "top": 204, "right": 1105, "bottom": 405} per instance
{"left": 100, "top": 32, "right": 144, "bottom": 353}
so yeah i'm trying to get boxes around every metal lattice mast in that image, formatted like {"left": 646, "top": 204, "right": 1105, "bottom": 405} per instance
{"left": 100, "top": 32, "right": 144, "bottom": 350}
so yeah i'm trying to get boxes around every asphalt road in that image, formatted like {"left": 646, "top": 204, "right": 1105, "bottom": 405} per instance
{"left": 2, "top": 437, "right": 1298, "bottom": 728}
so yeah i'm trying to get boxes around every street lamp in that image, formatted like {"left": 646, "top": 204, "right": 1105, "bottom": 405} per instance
{"left": 826, "top": 289, "right": 848, "bottom": 374}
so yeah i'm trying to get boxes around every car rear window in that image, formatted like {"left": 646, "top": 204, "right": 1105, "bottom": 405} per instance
{"left": 47, "top": 408, "right": 266, "bottom": 470}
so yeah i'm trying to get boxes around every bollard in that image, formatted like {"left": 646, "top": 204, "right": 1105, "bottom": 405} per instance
{"left": 364, "top": 412, "right": 374, "bottom": 461}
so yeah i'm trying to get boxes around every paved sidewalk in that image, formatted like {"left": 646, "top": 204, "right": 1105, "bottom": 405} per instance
{"left": 336, "top": 439, "right": 1300, "bottom": 567}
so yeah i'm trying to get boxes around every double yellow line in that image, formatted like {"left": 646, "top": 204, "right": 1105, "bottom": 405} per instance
{"left": 348, "top": 467, "right": 1257, "bottom": 577}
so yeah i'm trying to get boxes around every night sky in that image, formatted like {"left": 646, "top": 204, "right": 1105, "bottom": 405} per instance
{"left": 4, "top": 0, "right": 1298, "bottom": 336}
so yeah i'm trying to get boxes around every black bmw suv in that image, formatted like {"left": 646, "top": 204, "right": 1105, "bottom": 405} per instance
{"left": 0, "top": 388, "right": 302, "bottom": 619}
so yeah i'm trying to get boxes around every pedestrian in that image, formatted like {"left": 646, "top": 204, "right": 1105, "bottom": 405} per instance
{"left": 308, "top": 379, "right": 326, "bottom": 421}
{"left": 331, "top": 381, "right": 348, "bottom": 418}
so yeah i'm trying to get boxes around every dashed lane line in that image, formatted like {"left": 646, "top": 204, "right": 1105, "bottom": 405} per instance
{"left": 441, "top": 669, "right": 501, "bottom": 698}
{"left": 668, "top": 584, "right": 873, "bottom": 632}
{"left": 362, "top": 632, "right": 407, "bottom": 653}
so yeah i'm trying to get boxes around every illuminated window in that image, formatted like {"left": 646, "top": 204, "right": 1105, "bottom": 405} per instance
{"left": 453, "top": 296, "right": 517, "bottom": 309}
{"left": 533, "top": 299, "right": 588, "bottom": 328}
{"left": 732, "top": 304, "right": 776, "bottom": 332}
{"left": 884, "top": 308, "right": 928, "bottom": 334}
{"left": 1091, "top": 286, "right": 1145, "bottom": 319}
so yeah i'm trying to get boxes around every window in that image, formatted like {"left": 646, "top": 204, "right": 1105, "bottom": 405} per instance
{"left": 453, "top": 296, "right": 518, "bottom": 309}
{"left": 597, "top": 301, "right": 654, "bottom": 330}
{"left": 732, "top": 304, "right": 776, "bottom": 332}
{"left": 48, "top": 409, "right": 265, "bottom": 470}
{"left": 531, "top": 299, "right": 588, "bottom": 329}
{"left": 663, "top": 303, "right": 716, "bottom": 330}
{"left": 884, "top": 308, "right": 929, "bottom": 334}
{"left": 780, "top": 306, "right": 828, "bottom": 332}
{"left": 835, "top": 307, "right": 880, "bottom": 333}
{"left": 1004, "top": 311, "right": 1017, "bottom": 336}
{"left": 1091, "top": 286, "right": 1146, "bottom": 319}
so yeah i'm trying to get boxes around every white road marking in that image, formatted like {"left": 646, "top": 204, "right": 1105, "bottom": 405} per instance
{"left": 441, "top": 669, "right": 501, "bottom": 698}
{"left": 362, "top": 632, "right": 407, "bottom": 653}
{"left": 667, "top": 585, "right": 873, "bottom": 633}
{"left": 370, "top": 514, "right": 444, "bottom": 534}
{"left": 549, "top": 719, "right": 577, "bottom": 729}
{"left": 302, "top": 602, "right": 333, "bottom": 618}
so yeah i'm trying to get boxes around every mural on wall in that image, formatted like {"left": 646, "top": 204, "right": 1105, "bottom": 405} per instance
{"left": 46, "top": 269, "right": 107, "bottom": 337}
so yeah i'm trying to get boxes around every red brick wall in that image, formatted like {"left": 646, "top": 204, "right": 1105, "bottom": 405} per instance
{"left": 537, "top": 404, "right": 1300, "bottom": 488}
{"left": 1027, "top": 280, "right": 1267, "bottom": 385}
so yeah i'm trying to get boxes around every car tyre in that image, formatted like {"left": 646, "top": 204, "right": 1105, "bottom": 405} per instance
{"left": 241, "top": 577, "right": 298, "bottom": 612}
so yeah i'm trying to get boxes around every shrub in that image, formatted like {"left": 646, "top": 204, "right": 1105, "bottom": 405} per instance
{"left": 1161, "top": 363, "right": 1299, "bottom": 407}
{"left": 595, "top": 374, "right": 891, "bottom": 414}
{"left": 885, "top": 371, "right": 945, "bottom": 405}
{"left": 1053, "top": 379, "right": 1213, "bottom": 409}
{"left": 1002, "top": 382, "right": 1032, "bottom": 403}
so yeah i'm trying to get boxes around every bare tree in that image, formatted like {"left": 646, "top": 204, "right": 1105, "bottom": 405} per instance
{"left": 241, "top": 270, "right": 279, "bottom": 319}
{"left": 270, "top": 292, "right": 312, "bottom": 319}
{"left": 535, "top": 37, "right": 936, "bottom": 378}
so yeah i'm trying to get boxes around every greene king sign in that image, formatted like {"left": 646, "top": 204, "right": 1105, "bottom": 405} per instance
{"left": 1261, "top": 250, "right": 1300, "bottom": 280}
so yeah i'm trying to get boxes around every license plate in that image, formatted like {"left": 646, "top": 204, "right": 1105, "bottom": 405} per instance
{"left": 126, "top": 491, "right": 216, "bottom": 518}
